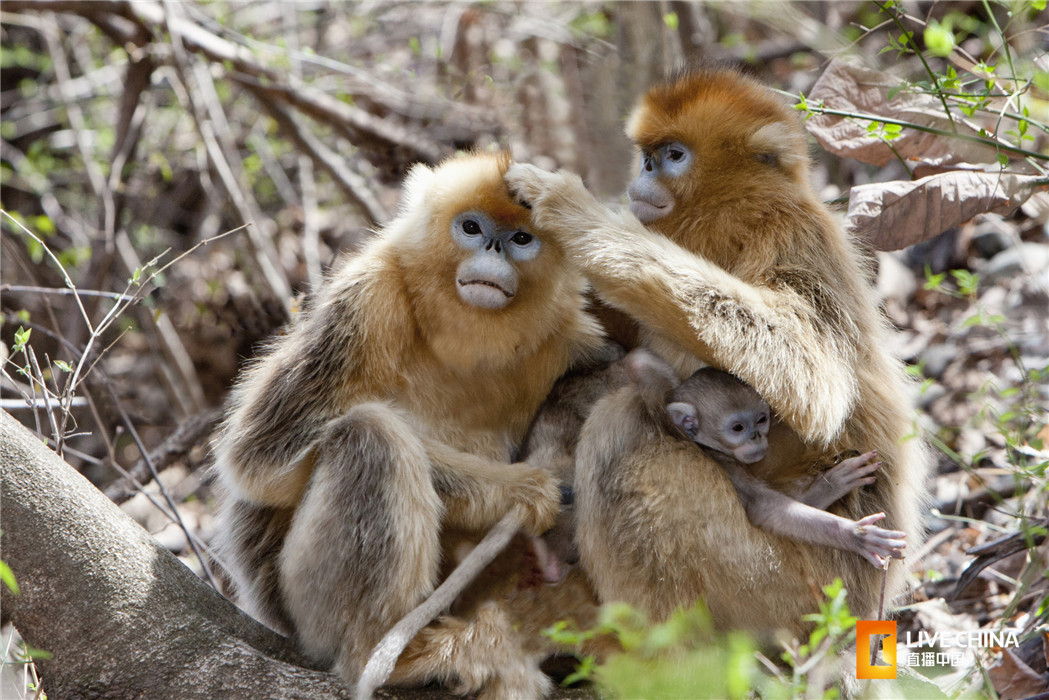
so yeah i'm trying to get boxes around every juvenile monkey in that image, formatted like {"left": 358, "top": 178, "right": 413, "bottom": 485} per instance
{"left": 667, "top": 366, "right": 905, "bottom": 569}
{"left": 212, "top": 152, "right": 604, "bottom": 698}
{"left": 507, "top": 68, "right": 928, "bottom": 632}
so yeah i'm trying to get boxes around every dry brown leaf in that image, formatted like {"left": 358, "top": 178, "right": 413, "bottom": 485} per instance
{"left": 988, "top": 647, "right": 1048, "bottom": 700}
{"left": 844, "top": 171, "right": 1043, "bottom": 251}
{"left": 806, "top": 60, "right": 1011, "bottom": 169}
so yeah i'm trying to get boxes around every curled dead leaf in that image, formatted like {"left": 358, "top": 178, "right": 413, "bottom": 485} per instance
{"left": 806, "top": 59, "right": 1024, "bottom": 171}
{"left": 844, "top": 172, "right": 1044, "bottom": 251}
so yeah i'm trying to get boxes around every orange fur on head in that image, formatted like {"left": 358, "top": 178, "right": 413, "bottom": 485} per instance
{"left": 393, "top": 152, "right": 590, "bottom": 373}
{"left": 626, "top": 69, "right": 811, "bottom": 270}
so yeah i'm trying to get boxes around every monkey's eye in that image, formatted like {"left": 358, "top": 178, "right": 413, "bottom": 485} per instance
{"left": 667, "top": 147, "right": 686, "bottom": 162}
{"left": 462, "top": 219, "right": 482, "bottom": 236}
{"left": 731, "top": 423, "right": 745, "bottom": 433}
{"left": 756, "top": 414, "right": 768, "bottom": 425}
{"left": 510, "top": 231, "right": 534, "bottom": 246}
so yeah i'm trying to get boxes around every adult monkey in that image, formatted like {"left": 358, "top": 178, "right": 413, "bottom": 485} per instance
{"left": 213, "top": 152, "right": 604, "bottom": 698}
{"left": 506, "top": 68, "right": 927, "bottom": 633}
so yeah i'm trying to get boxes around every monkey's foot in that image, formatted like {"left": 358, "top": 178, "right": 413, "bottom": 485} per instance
{"left": 852, "top": 512, "right": 907, "bottom": 568}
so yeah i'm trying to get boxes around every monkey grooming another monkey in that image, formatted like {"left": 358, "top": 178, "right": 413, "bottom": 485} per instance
{"left": 213, "top": 151, "right": 605, "bottom": 699}
{"left": 667, "top": 365, "right": 906, "bottom": 569}
{"left": 507, "top": 68, "right": 928, "bottom": 632}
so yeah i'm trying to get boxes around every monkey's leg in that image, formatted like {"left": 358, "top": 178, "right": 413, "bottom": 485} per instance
{"left": 356, "top": 509, "right": 525, "bottom": 699}
{"left": 389, "top": 601, "right": 552, "bottom": 700}
{"left": 213, "top": 498, "right": 294, "bottom": 633}
{"left": 280, "top": 402, "right": 443, "bottom": 684}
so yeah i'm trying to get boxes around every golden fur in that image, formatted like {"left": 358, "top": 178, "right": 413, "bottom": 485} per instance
{"left": 506, "top": 69, "right": 928, "bottom": 632}
{"left": 212, "top": 152, "right": 604, "bottom": 697}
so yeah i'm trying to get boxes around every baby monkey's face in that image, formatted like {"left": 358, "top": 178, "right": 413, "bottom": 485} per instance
{"left": 717, "top": 402, "right": 770, "bottom": 464}
{"left": 666, "top": 369, "right": 771, "bottom": 464}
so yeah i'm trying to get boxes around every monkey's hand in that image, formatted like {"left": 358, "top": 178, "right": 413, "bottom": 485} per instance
{"left": 507, "top": 465, "right": 563, "bottom": 536}
{"left": 850, "top": 513, "right": 906, "bottom": 568}
{"left": 505, "top": 164, "right": 614, "bottom": 243}
{"left": 802, "top": 451, "right": 881, "bottom": 510}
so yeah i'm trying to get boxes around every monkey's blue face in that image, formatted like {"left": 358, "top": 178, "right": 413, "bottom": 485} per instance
{"left": 452, "top": 211, "right": 542, "bottom": 310}
{"left": 628, "top": 141, "right": 692, "bottom": 224}
{"left": 722, "top": 406, "right": 770, "bottom": 465}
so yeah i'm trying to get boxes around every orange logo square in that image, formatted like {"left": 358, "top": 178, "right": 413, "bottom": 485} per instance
{"left": 856, "top": 620, "right": 897, "bottom": 679}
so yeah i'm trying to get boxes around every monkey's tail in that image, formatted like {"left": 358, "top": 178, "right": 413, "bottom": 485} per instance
{"left": 355, "top": 507, "right": 526, "bottom": 700}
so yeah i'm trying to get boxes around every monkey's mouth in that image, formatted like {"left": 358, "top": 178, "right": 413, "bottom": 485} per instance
{"left": 457, "top": 279, "right": 514, "bottom": 297}
{"left": 457, "top": 279, "right": 516, "bottom": 310}
{"left": 629, "top": 199, "right": 673, "bottom": 224}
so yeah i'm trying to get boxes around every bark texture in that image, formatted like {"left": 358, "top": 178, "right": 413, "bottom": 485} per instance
{"left": 0, "top": 410, "right": 442, "bottom": 699}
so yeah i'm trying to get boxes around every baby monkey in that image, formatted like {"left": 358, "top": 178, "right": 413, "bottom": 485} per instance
{"left": 669, "top": 366, "right": 906, "bottom": 568}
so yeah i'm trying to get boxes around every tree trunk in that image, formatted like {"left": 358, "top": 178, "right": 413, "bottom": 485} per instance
{"left": 0, "top": 410, "right": 441, "bottom": 699}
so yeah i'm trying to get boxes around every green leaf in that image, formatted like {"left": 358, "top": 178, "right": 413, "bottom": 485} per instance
{"left": 663, "top": 12, "right": 679, "bottom": 30}
{"left": 950, "top": 269, "right": 979, "bottom": 295}
{"left": 13, "top": 326, "right": 31, "bottom": 353}
{"left": 997, "top": 152, "right": 1009, "bottom": 167}
{"left": 22, "top": 644, "right": 51, "bottom": 661}
{"left": 0, "top": 561, "right": 19, "bottom": 595}
{"left": 54, "top": 360, "right": 73, "bottom": 373}
{"left": 562, "top": 655, "right": 596, "bottom": 686}
{"left": 924, "top": 21, "right": 955, "bottom": 57}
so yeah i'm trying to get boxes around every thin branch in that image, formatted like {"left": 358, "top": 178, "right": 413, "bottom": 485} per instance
{"left": 160, "top": 1, "right": 292, "bottom": 305}
{"left": 874, "top": 1, "right": 957, "bottom": 132}
{"left": 792, "top": 100, "right": 1049, "bottom": 162}
{"left": 1, "top": 213, "right": 94, "bottom": 333}
{"left": 1, "top": 285, "right": 139, "bottom": 303}
{"left": 240, "top": 78, "right": 390, "bottom": 226}
{"left": 40, "top": 13, "right": 119, "bottom": 239}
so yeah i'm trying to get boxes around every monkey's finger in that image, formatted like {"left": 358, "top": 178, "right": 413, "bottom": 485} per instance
{"left": 504, "top": 163, "right": 556, "bottom": 208}
{"left": 861, "top": 550, "right": 887, "bottom": 568}
{"left": 836, "top": 450, "right": 878, "bottom": 469}
{"left": 854, "top": 512, "right": 887, "bottom": 527}
{"left": 832, "top": 460, "right": 882, "bottom": 480}
{"left": 864, "top": 531, "right": 906, "bottom": 545}
{"left": 867, "top": 537, "right": 907, "bottom": 553}
{"left": 852, "top": 461, "right": 883, "bottom": 476}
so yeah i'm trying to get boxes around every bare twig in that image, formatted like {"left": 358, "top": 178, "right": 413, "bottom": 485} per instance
{"left": 1, "top": 285, "right": 139, "bottom": 303}
{"left": 240, "top": 79, "right": 390, "bottom": 226}
{"left": 105, "top": 407, "right": 224, "bottom": 502}
{"left": 40, "top": 13, "right": 118, "bottom": 240}
{"left": 246, "top": 77, "right": 447, "bottom": 165}
{"left": 160, "top": 0, "right": 292, "bottom": 306}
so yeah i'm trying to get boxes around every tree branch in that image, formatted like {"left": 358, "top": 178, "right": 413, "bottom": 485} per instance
{"left": 0, "top": 410, "right": 446, "bottom": 700}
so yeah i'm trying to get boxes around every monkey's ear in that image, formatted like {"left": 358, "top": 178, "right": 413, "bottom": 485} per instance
{"left": 625, "top": 348, "right": 676, "bottom": 386}
{"left": 667, "top": 401, "right": 699, "bottom": 439}
{"left": 748, "top": 122, "right": 805, "bottom": 170}
{"left": 400, "top": 163, "right": 438, "bottom": 213}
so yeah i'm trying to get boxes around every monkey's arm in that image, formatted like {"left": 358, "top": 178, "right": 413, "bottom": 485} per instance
{"left": 506, "top": 165, "right": 858, "bottom": 446}
{"left": 724, "top": 463, "right": 905, "bottom": 567}
{"left": 215, "top": 266, "right": 411, "bottom": 507}
{"left": 424, "top": 438, "right": 560, "bottom": 536}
